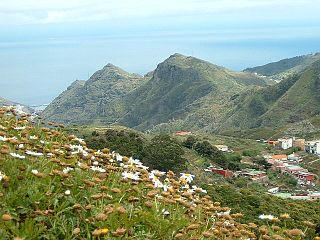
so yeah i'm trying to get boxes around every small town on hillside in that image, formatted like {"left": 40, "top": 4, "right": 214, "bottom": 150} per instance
{"left": 203, "top": 136, "right": 320, "bottom": 201}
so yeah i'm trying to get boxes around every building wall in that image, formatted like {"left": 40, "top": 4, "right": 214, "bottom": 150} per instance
{"left": 282, "top": 138, "right": 293, "bottom": 149}
{"left": 316, "top": 142, "right": 320, "bottom": 155}
{"left": 294, "top": 139, "right": 305, "bottom": 150}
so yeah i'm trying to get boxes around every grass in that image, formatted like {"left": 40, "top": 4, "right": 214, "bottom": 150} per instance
{"left": 0, "top": 107, "right": 319, "bottom": 239}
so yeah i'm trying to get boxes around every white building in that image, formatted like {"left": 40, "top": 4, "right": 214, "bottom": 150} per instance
{"left": 268, "top": 187, "right": 279, "bottom": 194}
{"left": 305, "top": 140, "right": 320, "bottom": 155}
{"left": 214, "top": 145, "right": 229, "bottom": 152}
{"left": 278, "top": 138, "right": 293, "bottom": 150}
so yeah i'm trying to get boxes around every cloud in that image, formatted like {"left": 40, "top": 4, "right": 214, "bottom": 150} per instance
{"left": 0, "top": 0, "right": 316, "bottom": 25}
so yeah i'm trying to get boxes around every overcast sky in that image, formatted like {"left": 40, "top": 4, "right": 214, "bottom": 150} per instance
{"left": 1, "top": 0, "right": 320, "bottom": 105}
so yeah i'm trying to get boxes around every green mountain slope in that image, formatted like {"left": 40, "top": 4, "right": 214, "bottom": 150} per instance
{"left": 244, "top": 52, "right": 320, "bottom": 81}
{"left": 42, "top": 64, "right": 146, "bottom": 124}
{"left": 105, "top": 53, "right": 270, "bottom": 130}
{"left": 42, "top": 54, "right": 269, "bottom": 131}
{"left": 223, "top": 59, "right": 320, "bottom": 131}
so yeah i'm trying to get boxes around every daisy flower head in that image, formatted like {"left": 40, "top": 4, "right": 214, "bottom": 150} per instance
{"left": 122, "top": 171, "right": 140, "bottom": 181}
{"left": 179, "top": 173, "right": 195, "bottom": 183}
{"left": 14, "top": 126, "right": 26, "bottom": 130}
{"left": 0, "top": 171, "right": 6, "bottom": 181}
{"left": 10, "top": 152, "right": 26, "bottom": 159}
{"left": 26, "top": 150, "right": 43, "bottom": 157}
{"left": 259, "top": 214, "right": 275, "bottom": 220}
{"left": 90, "top": 166, "right": 106, "bottom": 173}
{"left": 65, "top": 190, "right": 71, "bottom": 196}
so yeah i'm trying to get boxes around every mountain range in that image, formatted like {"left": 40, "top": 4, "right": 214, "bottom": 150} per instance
{"left": 244, "top": 52, "right": 320, "bottom": 81}
{"left": 42, "top": 52, "right": 320, "bottom": 134}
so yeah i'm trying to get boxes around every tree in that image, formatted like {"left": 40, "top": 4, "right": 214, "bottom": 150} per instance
{"left": 142, "top": 134, "right": 186, "bottom": 172}
{"left": 183, "top": 136, "right": 197, "bottom": 149}
{"left": 194, "top": 141, "right": 217, "bottom": 158}
{"left": 254, "top": 157, "right": 272, "bottom": 170}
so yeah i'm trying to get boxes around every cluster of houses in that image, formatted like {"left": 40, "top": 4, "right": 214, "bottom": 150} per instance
{"left": 267, "top": 187, "right": 320, "bottom": 200}
{"left": 265, "top": 137, "right": 305, "bottom": 150}
{"left": 205, "top": 166, "right": 268, "bottom": 181}
{"left": 265, "top": 136, "right": 320, "bottom": 155}
{"left": 205, "top": 151, "right": 317, "bottom": 185}
{"left": 203, "top": 136, "right": 320, "bottom": 200}
{"left": 265, "top": 153, "right": 316, "bottom": 184}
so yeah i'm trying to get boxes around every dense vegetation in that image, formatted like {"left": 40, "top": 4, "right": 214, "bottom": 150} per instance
{"left": 207, "top": 184, "right": 320, "bottom": 234}
{"left": 1, "top": 107, "right": 320, "bottom": 239}
{"left": 85, "top": 129, "right": 186, "bottom": 172}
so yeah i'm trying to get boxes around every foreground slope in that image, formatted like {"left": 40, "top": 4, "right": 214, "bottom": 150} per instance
{"left": 1, "top": 107, "right": 318, "bottom": 239}
{"left": 42, "top": 64, "right": 146, "bottom": 125}
{"left": 244, "top": 52, "right": 320, "bottom": 81}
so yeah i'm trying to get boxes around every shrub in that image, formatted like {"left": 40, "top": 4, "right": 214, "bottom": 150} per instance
{"left": 142, "top": 134, "right": 186, "bottom": 172}
{"left": 183, "top": 136, "right": 197, "bottom": 149}
{"left": 194, "top": 141, "right": 217, "bottom": 158}
{"left": 242, "top": 149, "right": 259, "bottom": 157}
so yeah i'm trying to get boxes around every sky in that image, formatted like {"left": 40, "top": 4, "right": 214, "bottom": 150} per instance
{"left": 0, "top": 0, "right": 320, "bottom": 105}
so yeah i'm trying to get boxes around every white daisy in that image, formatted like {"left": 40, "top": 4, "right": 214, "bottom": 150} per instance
{"left": 259, "top": 214, "right": 276, "bottom": 220}
{"left": 0, "top": 171, "right": 6, "bottom": 181}
{"left": 90, "top": 166, "right": 106, "bottom": 173}
{"left": 14, "top": 126, "right": 26, "bottom": 130}
{"left": 10, "top": 152, "right": 26, "bottom": 159}
{"left": 122, "top": 171, "right": 140, "bottom": 181}
{"left": 0, "top": 136, "right": 8, "bottom": 141}
{"left": 26, "top": 150, "right": 43, "bottom": 156}
{"left": 179, "top": 173, "right": 195, "bottom": 183}
{"left": 63, "top": 167, "right": 74, "bottom": 174}
{"left": 192, "top": 185, "right": 207, "bottom": 194}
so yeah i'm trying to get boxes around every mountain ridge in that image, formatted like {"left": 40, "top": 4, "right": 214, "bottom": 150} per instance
{"left": 42, "top": 53, "right": 270, "bottom": 130}
{"left": 42, "top": 52, "right": 320, "bottom": 135}
{"left": 244, "top": 52, "right": 320, "bottom": 81}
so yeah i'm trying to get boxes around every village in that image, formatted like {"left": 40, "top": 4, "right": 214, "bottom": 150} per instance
{"left": 204, "top": 136, "right": 320, "bottom": 201}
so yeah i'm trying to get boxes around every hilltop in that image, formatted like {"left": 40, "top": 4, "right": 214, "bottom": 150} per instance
{"left": 42, "top": 64, "right": 147, "bottom": 125}
{"left": 244, "top": 52, "right": 320, "bottom": 81}
{"left": 41, "top": 52, "right": 320, "bottom": 138}
{"left": 222, "top": 59, "right": 320, "bottom": 132}
{"left": 43, "top": 53, "right": 270, "bottom": 131}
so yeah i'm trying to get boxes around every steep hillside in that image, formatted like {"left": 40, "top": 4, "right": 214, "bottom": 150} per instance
{"left": 42, "top": 64, "right": 146, "bottom": 124}
{"left": 106, "top": 53, "right": 270, "bottom": 130}
{"left": 223, "top": 59, "right": 320, "bottom": 131}
{"left": 42, "top": 54, "right": 270, "bottom": 130}
{"left": 1, "top": 107, "right": 319, "bottom": 239}
{"left": 244, "top": 52, "right": 320, "bottom": 81}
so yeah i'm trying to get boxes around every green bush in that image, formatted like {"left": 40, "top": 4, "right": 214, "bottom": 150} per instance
{"left": 142, "top": 134, "right": 186, "bottom": 172}
{"left": 242, "top": 149, "right": 259, "bottom": 157}
{"left": 194, "top": 140, "right": 217, "bottom": 158}
{"left": 182, "top": 136, "right": 197, "bottom": 149}
{"left": 86, "top": 129, "right": 145, "bottom": 159}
